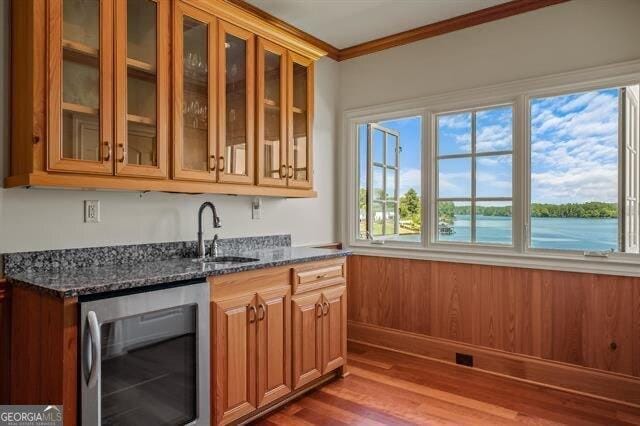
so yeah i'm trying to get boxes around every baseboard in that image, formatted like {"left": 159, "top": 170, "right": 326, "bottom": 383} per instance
{"left": 348, "top": 321, "right": 640, "bottom": 409}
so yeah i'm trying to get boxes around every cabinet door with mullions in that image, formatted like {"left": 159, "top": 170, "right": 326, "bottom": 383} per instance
{"left": 256, "top": 38, "right": 287, "bottom": 187}
{"left": 287, "top": 52, "right": 314, "bottom": 189}
{"left": 218, "top": 20, "right": 255, "bottom": 184}
{"left": 114, "top": 0, "right": 169, "bottom": 178}
{"left": 173, "top": 2, "right": 217, "bottom": 182}
{"left": 48, "top": 0, "right": 113, "bottom": 174}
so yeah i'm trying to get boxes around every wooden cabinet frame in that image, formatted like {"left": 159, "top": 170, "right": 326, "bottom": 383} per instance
{"left": 173, "top": 1, "right": 218, "bottom": 182}
{"left": 256, "top": 38, "right": 288, "bottom": 187}
{"left": 287, "top": 52, "right": 314, "bottom": 189}
{"left": 9, "top": 0, "right": 321, "bottom": 197}
{"left": 217, "top": 20, "right": 255, "bottom": 185}
{"left": 114, "top": 0, "right": 170, "bottom": 178}
{"left": 47, "top": 0, "right": 114, "bottom": 175}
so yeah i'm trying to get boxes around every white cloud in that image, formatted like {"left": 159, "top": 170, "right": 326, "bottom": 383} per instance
{"left": 399, "top": 168, "right": 421, "bottom": 195}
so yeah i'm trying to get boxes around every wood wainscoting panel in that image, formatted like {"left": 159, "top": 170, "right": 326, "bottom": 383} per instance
{"left": 348, "top": 321, "right": 640, "bottom": 408}
{"left": 347, "top": 255, "right": 640, "bottom": 379}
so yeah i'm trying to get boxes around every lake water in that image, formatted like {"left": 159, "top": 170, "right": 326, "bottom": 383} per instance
{"left": 437, "top": 215, "right": 619, "bottom": 251}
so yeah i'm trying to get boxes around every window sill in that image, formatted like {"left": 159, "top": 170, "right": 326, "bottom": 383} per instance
{"left": 347, "top": 242, "right": 640, "bottom": 278}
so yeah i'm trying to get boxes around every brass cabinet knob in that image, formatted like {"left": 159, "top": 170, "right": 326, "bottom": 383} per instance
{"left": 248, "top": 305, "right": 257, "bottom": 323}
{"left": 103, "top": 141, "right": 111, "bottom": 162}
{"left": 117, "top": 143, "right": 126, "bottom": 163}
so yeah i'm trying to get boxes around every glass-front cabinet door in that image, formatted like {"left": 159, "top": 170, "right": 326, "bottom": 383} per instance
{"left": 218, "top": 21, "right": 255, "bottom": 184}
{"left": 114, "top": 0, "right": 169, "bottom": 178}
{"left": 256, "top": 38, "right": 287, "bottom": 187}
{"left": 48, "top": 0, "right": 114, "bottom": 174}
{"left": 173, "top": 2, "right": 217, "bottom": 182}
{"left": 287, "top": 52, "right": 314, "bottom": 189}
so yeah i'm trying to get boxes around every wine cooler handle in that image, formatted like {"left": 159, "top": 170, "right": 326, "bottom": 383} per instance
{"left": 86, "top": 311, "right": 101, "bottom": 389}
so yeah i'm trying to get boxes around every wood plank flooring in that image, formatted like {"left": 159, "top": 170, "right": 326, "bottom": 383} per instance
{"left": 253, "top": 342, "right": 640, "bottom": 425}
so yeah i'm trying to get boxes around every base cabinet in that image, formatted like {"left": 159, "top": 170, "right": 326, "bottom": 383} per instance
{"left": 211, "top": 259, "right": 347, "bottom": 424}
{"left": 213, "top": 283, "right": 292, "bottom": 425}
{"left": 291, "top": 285, "right": 347, "bottom": 390}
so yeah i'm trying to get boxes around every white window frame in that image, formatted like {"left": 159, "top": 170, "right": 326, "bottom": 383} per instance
{"left": 341, "top": 59, "right": 640, "bottom": 277}
{"left": 432, "top": 103, "right": 516, "bottom": 248}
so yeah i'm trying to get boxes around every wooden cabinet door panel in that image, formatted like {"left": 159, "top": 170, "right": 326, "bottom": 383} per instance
{"left": 322, "top": 285, "right": 347, "bottom": 373}
{"left": 173, "top": 1, "right": 217, "bottom": 182}
{"left": 217, "top": 20, "right": 255, "bottom": 184}
{"left": 286, "top": 52, "right": 313, "bottom": 189}
{"left": 256, "top": 286, "right": 291, "bottom": 407}
{"left": 256, "top": 37, "right": 288, "bottom": 187}
{"left": 48, "top": 0, "right": 114, "bottom": 174}
{"left": 292, "top": 291, "right": 323, "bottom": 389}
{"left": 114, "top": 0, "right": 169, "bottom": 178}
{"left": 214, "top": 293, "right": 257, "bottom": 425}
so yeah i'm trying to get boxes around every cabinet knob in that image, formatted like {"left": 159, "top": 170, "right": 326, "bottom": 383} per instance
{"left": 258, "top": 303, "right": 266, "bottom": 321}
{"left": 288, "top": 165, "right": 294, "bottom": 179}
{"left": 322, "top": 301, "right": 329, "bottom": 316}
{"left": 280, "top": 164, "right": 287, "bottom": 179}
{"left": 103, "top": 142, "right": 111, "bottom": 162}
{"left": 209, "top": 155, "right": 216, "bottom": 171}
{"left": 117, "top": 143, "right": 126, "bottom": 163}
{"left": 315, "top": 303, "right": 323, "bottom": 318}
{"left": 219, "top": 156, "right": 225, "bottom": 172}
{"left": 248, "top": 305, "right": 257, "bottom": 323}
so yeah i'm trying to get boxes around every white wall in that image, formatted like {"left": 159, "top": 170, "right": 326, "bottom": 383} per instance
{"left": 0, "top": 0, "right": 340, "bottom": 253}
{"left": 339, "top": 0, "right": 640, "bottom": 110}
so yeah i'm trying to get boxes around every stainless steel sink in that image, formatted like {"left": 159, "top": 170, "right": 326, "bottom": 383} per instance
{"left": 192, "top": 256, "right": 259, "bottom": 264}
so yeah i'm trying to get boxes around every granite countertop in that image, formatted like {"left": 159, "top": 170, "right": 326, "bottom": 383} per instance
{"left": 6, "top": 246, "right": 350, "bottom": 298}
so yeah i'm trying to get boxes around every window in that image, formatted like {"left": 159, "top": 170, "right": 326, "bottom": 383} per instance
{"left": 348, "top": 67, "right": 640, "bottom": 272}
{"left": 436, "top": 105, "right": 513, "bottom": 245}
{"left": 529, "top": 86, "right": 640, "bottom": 253}
{"left": 358, "top": 116, "right": 422, "bottom": 242}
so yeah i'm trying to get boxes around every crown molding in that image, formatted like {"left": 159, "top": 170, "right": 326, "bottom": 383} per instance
{"left": 230, "top": 0, "right": 569, "bottom": 62}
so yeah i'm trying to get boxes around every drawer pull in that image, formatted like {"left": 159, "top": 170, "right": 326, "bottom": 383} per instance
{"left": 322, "top": 301, "right": 329, "bottom": 316}
{"left": 258, "top": 303, "right": 266, "bottom": 321}
{"left": 316, "top": 303, "right": 323, "bottom": 318}
{"left": 316, "top": 273, "right": 328, "bottom": 279}
{"left": 248, "top": 305, "right": 257, "bottom": 323}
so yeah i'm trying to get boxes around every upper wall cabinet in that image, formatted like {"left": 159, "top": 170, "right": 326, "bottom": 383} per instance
{"left": 256, "top": 40, "right": 314, "bottom": 189}
{"left": 114, "top": 0, "right": 170, "bottom": 178}
{"left": 8, "top": 0, "right": 324, "bottom": 197}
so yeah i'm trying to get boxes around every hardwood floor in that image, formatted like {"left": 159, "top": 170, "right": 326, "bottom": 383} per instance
{"left": 253, "top": 342, "right": 640, "bottom": 425}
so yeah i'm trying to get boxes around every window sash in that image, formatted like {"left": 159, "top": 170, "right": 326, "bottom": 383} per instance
{"left": 434, "top": 107, "right": 514, "bottom": 245}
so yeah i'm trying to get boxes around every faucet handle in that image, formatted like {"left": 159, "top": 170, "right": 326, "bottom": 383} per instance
{"left": 210, "top": 234, "right": 219, "bottom": 257}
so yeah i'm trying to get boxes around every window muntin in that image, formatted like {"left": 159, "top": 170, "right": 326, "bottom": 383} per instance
{"left": 529, "top": 86, "right": 640, "bottom": 253}
{"left": 436, "top": 105, "right": 514, "bottom": 245}
{"left": 357, "top": 116, "right": 422, "bottom": 242}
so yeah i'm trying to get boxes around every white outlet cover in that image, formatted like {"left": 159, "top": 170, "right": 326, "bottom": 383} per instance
{"left": 84, "top": 200, "right": 100, "bottom": 223}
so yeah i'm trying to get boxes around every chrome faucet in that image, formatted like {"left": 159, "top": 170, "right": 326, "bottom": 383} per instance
{"left": 197, "top": 202, "right": 222, "bottom": 258}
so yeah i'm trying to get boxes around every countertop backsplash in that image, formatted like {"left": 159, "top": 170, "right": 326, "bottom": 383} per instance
{"left": 3, "top": 234, "right": 291, "bottom": 276}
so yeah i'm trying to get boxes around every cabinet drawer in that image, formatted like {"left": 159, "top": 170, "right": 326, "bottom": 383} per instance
{"left": 293, "top": 258, "right": 346, "bottom": 294}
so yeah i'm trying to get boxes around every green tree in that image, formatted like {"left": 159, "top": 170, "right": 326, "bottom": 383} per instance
{"left": 399, "top": 188, "right": 420, "bottom": 220}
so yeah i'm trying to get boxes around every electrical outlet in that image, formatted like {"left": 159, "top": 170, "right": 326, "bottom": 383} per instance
{"left": 252, "top": 197, "right": 262, "bottom": 220}
{"left": 455, "top": 352, "right": 473, "bottom": 367}
{"left": 84, "top": 200, "right": 100, "bottom": 223}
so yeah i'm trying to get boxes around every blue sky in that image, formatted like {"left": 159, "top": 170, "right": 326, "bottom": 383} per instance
{"left": 531, "top": 88, "right": 618, "bottom": 204}
{"left": 359, "top": 88, "right": 621, "bottom": 204}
